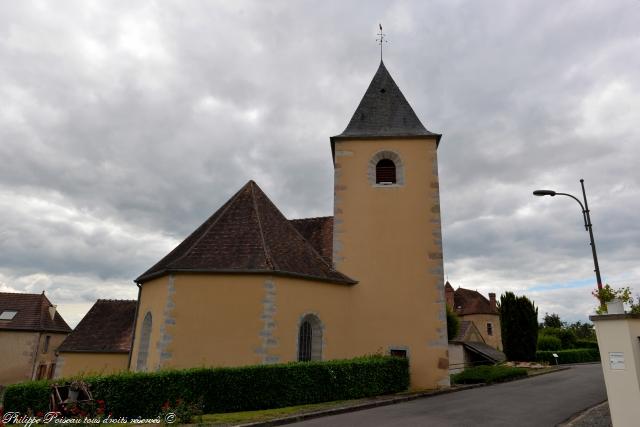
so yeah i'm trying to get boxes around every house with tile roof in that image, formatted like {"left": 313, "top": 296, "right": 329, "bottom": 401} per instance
{"left": 0, "top": 291, "right": 71, "bottom": 386}
{"left": 445, "top": 282, "right": 505, "bottom": 372}
{"left": 129, "top": 61, "right": 450, "bottom": 389}
{"left": 55, "top": 299, "right": 136, "bottom": 378}
{"left": 445, "top": 281, "right": 502, "bottom": 350}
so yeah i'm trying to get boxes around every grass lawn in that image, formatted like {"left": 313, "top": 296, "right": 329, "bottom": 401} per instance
{"left": 198, "top": 400, "right": 356, "bottom": 425}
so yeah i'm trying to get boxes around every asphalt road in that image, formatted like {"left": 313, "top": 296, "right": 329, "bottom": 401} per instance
{"left": 292, "top": 364, "right": 606, "bottom": 427}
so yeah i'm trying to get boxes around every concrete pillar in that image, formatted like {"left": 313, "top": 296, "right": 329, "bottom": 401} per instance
{"left": 590, "top": 313, "right": 640, "bottom": 427}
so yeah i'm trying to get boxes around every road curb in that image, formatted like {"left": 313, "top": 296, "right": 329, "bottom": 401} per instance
{"left": 557, "top": 400, "right": 609, "bottom": 427}
{"left": 237, "top": 367, "right": 570, "bottom": 427}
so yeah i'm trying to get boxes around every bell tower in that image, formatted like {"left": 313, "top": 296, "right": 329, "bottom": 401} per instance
{"left": 331, "top": 61, "right": 449, "bottom": 388}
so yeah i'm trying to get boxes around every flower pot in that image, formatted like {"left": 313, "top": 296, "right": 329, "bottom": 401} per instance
{"left": 607, "top": 298, "right": 624, "bottom": 315}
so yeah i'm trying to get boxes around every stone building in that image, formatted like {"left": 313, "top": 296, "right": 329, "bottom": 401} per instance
{"left": 129, "top": 60, "right": 449, "bottom": 389}
{"left": 445, "top": 281, "right": 506, "bottom": 373}
{"left": 55, "top": 299, "right": 136, "bottom": 378}
{"left": 0, "top": 292, "right": 71, "bottom": 386}
{"left": 445, "top": 281, "right": 502, "bottom": 350}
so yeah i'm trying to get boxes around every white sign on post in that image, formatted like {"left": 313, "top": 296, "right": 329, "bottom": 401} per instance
{"left": 609, "top": 352, "right": 625, "bottom": 370}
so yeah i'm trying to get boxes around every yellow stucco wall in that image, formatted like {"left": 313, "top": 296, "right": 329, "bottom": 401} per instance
{"left": 0, "top": 331, "right": 67, "bottom": 385}
{"left": 461, "top": 313, "right": 502, "bottom": 350}
{"left": 55, "top": 352, "right": 129, "bottom": 378}
{"left": 0, "top": 331, "right": 39, "bottom": 385}
{"left": 130, "top": 274, "right": 352, "bottom": 371}
{"left": 333, "top": 137, "right": 449, "bottom": 389}
{"left": 131, "top": 137, "right": 449, "bottom": 390}
{"left": 130, "top": 276, "right": 168, "bottom": 371}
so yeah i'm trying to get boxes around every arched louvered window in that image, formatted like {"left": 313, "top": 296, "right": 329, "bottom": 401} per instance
{"left": 376, "top": 159, "right": 397, "bottom": 184}
{"left": 298, "top": 314, "right": 323, "bottom": 361}
{"left": 136, "top": 312, "right": 152, "bottom": 371}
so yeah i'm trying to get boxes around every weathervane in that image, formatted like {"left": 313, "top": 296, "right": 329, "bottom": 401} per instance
{"left": 376, "top": 23, "right": 388, "bottom": 61}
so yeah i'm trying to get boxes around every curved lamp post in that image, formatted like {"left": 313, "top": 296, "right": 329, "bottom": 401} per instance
{"left": 533, "top": 179, "right": 603, "bottom": 295}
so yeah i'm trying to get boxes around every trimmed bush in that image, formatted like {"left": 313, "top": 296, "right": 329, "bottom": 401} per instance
{"left": 539, "top": 327, "right": 577, "bottom": 349}
{"left": 0, "top": 380, "right": 50, "bottom": 414}
{"left": 3, "top": 356, "right": 408, "bottom": 417}
{"left": 575, "top": 340, "right": 599, "bottom": 349}
{"left": 537, "top": 335, "right": 562, "bottom": 351}
{"left": 451, "top": 365, "right": 527, "bottom": 385}
{"left": 536, "top": 349, "right": 600, "bottom": 365}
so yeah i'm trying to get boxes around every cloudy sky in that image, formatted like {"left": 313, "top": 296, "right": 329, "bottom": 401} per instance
{"left": 1, "top": 0, "right": 639, "bottom": 327}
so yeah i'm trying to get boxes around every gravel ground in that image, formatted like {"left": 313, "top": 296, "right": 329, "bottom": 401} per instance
{"left": 563, "top": 401, "right": 612, "bottom": 427}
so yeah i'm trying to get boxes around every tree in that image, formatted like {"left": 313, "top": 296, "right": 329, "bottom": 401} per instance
{"left": 542, "top": 313, "right": 563, "bottom": 329}
{"left": 446, "top": 306, "right": 460, "bottom": 340}
{"left": 567, "top": 321, "right": 596, "bottom": 341}
{"left": 500, "top": 292, "right": 539, "bottom": 361}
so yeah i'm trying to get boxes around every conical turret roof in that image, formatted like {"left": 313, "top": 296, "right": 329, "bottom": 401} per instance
{"left": 331, "top": 61, "right": 440, "bottom": 144}
{"left": 136, "top": 181, "right": 356, "bottom": 285}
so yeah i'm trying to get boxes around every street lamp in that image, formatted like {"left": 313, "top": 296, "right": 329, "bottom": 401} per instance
{"left": 533, "top": 179, "right": 603, "bottom": 294}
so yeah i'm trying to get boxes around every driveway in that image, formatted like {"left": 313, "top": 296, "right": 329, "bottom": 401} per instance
{"left": 292, "top": 364, "right": 606, "bottom": 427}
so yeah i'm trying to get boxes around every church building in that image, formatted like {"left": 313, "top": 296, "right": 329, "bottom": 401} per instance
{"left": 129, "top": 60, "right": 449, "bottom": 389}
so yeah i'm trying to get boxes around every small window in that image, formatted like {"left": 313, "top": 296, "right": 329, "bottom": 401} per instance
{"left": 0, "top": 310, "right": 18, "bottom": 320}
{"left": 297, "top": 314, "right": 323, "bottom": 362}
{"left": 43, "top": 335, "right": 51, "bottom": 353}
{"left": 376, "top": 159, "right": 396, "bottom": 184}
{"left": 390, "top": 349, "right": 407, "bottom": 358}
{"left": 487, "top": 323, "right": 493, "bottom": 336}
{"left": 298, "top": 321, "right": 312, "bottom": 362}
{"left": 36, "top": 364, "right": 47, "bottom": 380}
{"left": 48, "top": 363, "right": 56, "bottom": 379}
{"left": 136, "top": 312, "right": 153, "bottom": 372}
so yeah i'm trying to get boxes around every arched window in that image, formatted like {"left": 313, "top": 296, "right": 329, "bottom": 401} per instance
{"left": 136, "top": 312, "right": 152, "bottom": 371}
{"left": 298, "top": 314, "right": 323, "bottom": 361}
{"left": 368, "top": 151, "right": 404, "bottom": 186}
{"left": 376, "top": 159, "right": 397, "bottom": 184}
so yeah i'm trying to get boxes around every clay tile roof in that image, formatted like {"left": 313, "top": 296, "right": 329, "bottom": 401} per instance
{"left": 289, "top": 216, "right": 333, "bottom": 262}
{"left": 0, "top": 292, "right": 71, "bottom": 333}
{"left": 454, "top": 287, "right": 498, "bottom": 316}
{"left": 136, "top": 181, "right": 356, "bottom": 285}
{"left": 453, "top": 320, "right": 473, "bottom": 341}
{"left": 59, "top": 299, "right": 136, "bottom": 353}
{"left": 331, "top": 61, "right": 441, "bottom": 145}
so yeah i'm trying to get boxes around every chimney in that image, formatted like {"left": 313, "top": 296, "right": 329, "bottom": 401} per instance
{"left": 489, "top": 293, "right": 496, "bottom": 312}
{"left": 49, "top": 305, "right": 57, "bottom": 320}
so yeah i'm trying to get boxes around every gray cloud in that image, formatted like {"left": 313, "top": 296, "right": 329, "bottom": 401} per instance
{"left": 1, "top": 0, "right": 639, "bottom": 326}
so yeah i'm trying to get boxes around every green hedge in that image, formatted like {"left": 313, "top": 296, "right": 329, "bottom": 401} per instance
{"left": 539, "top": 327, "right": 577, "bottom": 349}
{"left": 537, "top": 335, "right": 562, "bottom": 351}
{"left": 575, "top": 340, "right": 599, "bottom": 349}
{"left": 3, "top": 356, "right": 408, "bottom": 417}
{"left": 536, "top": 349, "right": 600, "bottom": 365}
{"left": 451, "top": 365, "right": 527, "bottom": 385}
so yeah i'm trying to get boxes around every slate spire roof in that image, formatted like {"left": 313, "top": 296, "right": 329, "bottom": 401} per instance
{"left": 58, "top": 299, "right": 136, "bottom": 353}
{"left": 331, "top": 61, "right": 441, "bottom": 144}
{"left": 136, "top": 181, "right": 356, "bottom": 285}
{"left": 0, "top": 291, "right": 71, "bottom": 333}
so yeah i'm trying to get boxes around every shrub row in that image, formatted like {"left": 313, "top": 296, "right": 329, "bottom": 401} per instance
{"left": 450, "top": 365, "right": 527, "bottom": 385}
{"left": 537, "top": 335, "right": 562, "bottom": 351}
{"left": 536, "top": 349, "right": 600, "bottom": 365}
{"left": 575, "top": 340, "right": 599, "bottom": 349}
{"left": 539, "top": 327, "right": 577, "bottom": 349}
{"left": 3, "top": 356, "right": 409, "bottom": 417}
